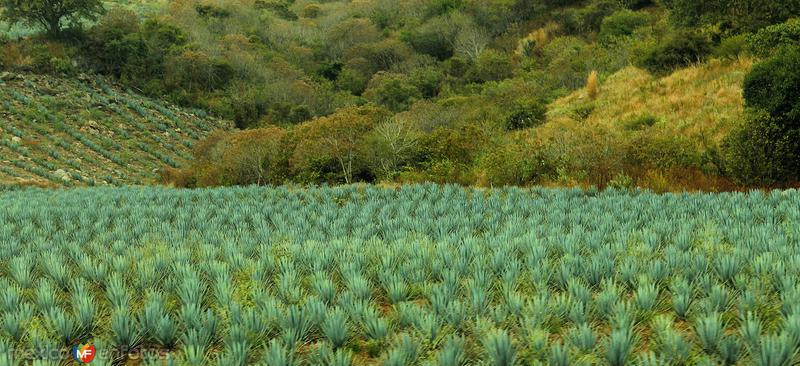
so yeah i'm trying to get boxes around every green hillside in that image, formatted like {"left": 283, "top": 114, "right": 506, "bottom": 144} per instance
{"left": 0, "top": 73, "right": 232, "bottom": 187}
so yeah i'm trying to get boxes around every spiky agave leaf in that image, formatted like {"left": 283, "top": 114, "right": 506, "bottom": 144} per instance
{"left": 483, "top": 329, "right": 516, "bottom": 366}
{"left": 604, "top": 327, "right": 635, "bottom": 366}
{"left": 262, "top": 339, "right": 297, "bottom": 366}
{"left": 695, "top": 312, "right": 725, "bottom": 355}
{"left": 436, "top": 335, "right": 466, "bottom": 366}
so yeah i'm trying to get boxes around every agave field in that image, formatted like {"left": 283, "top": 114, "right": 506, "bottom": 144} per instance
{"left": 0, "top": 185, "right": 799, "bottom": 365}
{"left": 0, "top": 74, "right": 230, "bottom": 188}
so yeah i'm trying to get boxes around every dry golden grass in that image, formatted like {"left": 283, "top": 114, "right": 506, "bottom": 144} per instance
{"left": 546, "top": 57, "right": 753, "bottom": 144}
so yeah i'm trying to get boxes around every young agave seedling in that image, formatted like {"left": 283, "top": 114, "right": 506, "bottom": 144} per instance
{"left": 262, "top": 339, "right": 297, "bottom": 366}
{"left": 637, "top": 351, "right": 667, "bottom": 366}
{"left": 2, "top": 303, "right": 32, "bottom": 343}
{"left": 34, "top": 279, "right": 58, "bottom": 314}
{"left": 45, "top": 307, "right": 78, "bottom": 346}
{"left": 323, "top": 307, "right": 348, "bottom": 349}
{"left": 604, "top": 328, "right": 635, "bottom": 366}
{"left": 436, "top": 335, "right": 466, "bottom": 366}
{"left": 155, "top": 314, "right": 179, "bottom": 349}
{"left": 72, "top": 295, "right": 96, "bottom": 339}
{"left": 634, "top": 279, "right": 659, "bottom": 313}
{"left": 695, "top": 312, "right": 725, "bottom": 355}
{"left": 281, "top": 305, "right": 312, "bottom": 348}
{"left": 548, "top": 340, "right": 570, "bottom": 366}
{"left": 752, "top": 333, "right": 797, "bottom": 366}
{"left": 363, "top": 309, "right": 390, "bottom": 343}
{"left": 110, "top": 309, "right": 141, "bottom": 351}
{"left": 483, "top": 329, "right": 516, "bottom": 366}
{"left": 568, "top": 323, "right": 596, "bottom": 353}
{"left": 0, "top": 284, "right": 21, "bottom": 313}
{"left": 311, "top": 272, "right": 337, "bottom": 305}
{"left": 658, "top": 327, "right": 690, "bottom": 365}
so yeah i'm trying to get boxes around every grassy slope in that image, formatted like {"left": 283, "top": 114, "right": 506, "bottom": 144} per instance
{"left": 545, "top": 57, "right": 753, "bottom": 144}
{"left": 0, "top": 73, "right": 232, "bottom": 187}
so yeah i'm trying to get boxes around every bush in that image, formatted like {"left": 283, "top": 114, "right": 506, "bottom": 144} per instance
{"left": 477, "top": 134, "right": 557, "bottom": 186}
{"left": 723, "top": 111, "right": 800, "bottom": 185}
{"left": 558, "top": 0, "right": 621, "bottom": 34}
{"left": 300, "top": 4, "right": 322, "bottom": 18}
{"left": 505, "top": 99, "right": 547, "bottom": 130}
{"left": 743, "top": 46, "right": 800, "bottom": 121}
{"left": 714, "top": 34, "right": 749, "bottom": 59}
{"left": 189, "top": 127, "right": 290, "bottom": 186}
{"left": 636, "top": 30, "right": 711, "bottom": 75}
{"left": 748, "top": 18, "right": 800, "bottom": 57}
{"left": 363, "top": 73, "right": 422, "bottom": 112}
{"left": 469, "top": 49, "right": 513, "bottom": 83}
{"left": 622, "top": 115, "right": 658, "bottom": 131}
{"left": 598, "top": 10, "right": 650, "bottom": 44}
{"left": 725, "top": 46, "right": 800, "bottom": 186}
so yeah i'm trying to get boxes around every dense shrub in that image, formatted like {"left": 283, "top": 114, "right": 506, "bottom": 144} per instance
{"left": 743, "top": 46, "right": 800, "bottom": 122}
{"left": 723, "top": 111, "right": 800, "bottom": 185}
{"left": 291, "top": 106, "right": 391, "bottom": 183}
{"left": 748, "top": 18, "right": 800, "bottom": 57}
{"left": 723, "top": 46, "right": 800, "bottom": 185}
{"left": 559, "top": 0, "right": 621, "bottom": 34}
{"left": 636, "top": 30, "right": 711, "bottom": 75}
{"left": 364, "top": 73, "right": 423, "bottom": 112}
{"left": 662, "top": 0, "right": 799, "bottom": 32}
{"left": 477, "top": 134, "right": 557, "bottom": 186}
{"left": 598, "top": 10, "right": 650, "bottom": 44}
{"left": 468, "top": 49, "right": 513, "bottom": 82}
{"left": 504, "top": 99, "right": 547, "bottom": 130}
{"left": 713, "top": 34, "right": 749, "bottom": 59}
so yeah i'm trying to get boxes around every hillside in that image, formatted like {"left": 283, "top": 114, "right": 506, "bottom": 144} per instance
{"left": 545, "top": 58, "right": 753, "bottom": 144}
{"left": 0, "top": 73, "right": 232, "bottom": 187}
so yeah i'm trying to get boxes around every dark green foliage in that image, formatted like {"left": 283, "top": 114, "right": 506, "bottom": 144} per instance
{"left": 559, "top": 0, "right": 621, "bottom": 34}
{"left": 743, "top": 46, "right": 800, "bottom": 122}
{"left": 598, "top": 10, "right": 650, "bottom": 43}
{"left": 364, "top": 73, "right": 422, "bottom": 112}
{"left": 505, "top": 99, "right": 547, "bottom": 130}
{"left": 0, "top": 0, "right": 105, "bottom": 37}
{"left": 662, "top": 0, "right": 800, "bottom": 32}
{"left": 255, "top": 0, "right": 298, "bottom": 21}
{"left": 723, "top": 111, "right": 800, "bottom": 186}
{"left": 748, "top": 18, "right": 800, "bottom": 57}
{"left": 720, "top": 120, "right": 788, "bottom": 190}
{"left": 469, "top": 49, "right": 513, "bottom": 82}
{"left": 637, "top": 30, "right": 711, "bottom": 75}
{"left": 195, "top": 4, "right": 231, "bottom": 19}
{"left": 714, "top": 34, "right": 749, "bottom": 59}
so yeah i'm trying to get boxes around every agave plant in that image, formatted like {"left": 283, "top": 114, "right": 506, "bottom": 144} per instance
{"left": 483, "top": 329, "right": 516, "bottom": 366}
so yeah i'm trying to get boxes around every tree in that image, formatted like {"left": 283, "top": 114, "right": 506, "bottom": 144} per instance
{"left": 0, "top": 0, "right": 105, "bottom": 37}
{"left": 292, "top": 106, "right": 391, "bottom": 184}
{"left": 724, "top": 46, "right": 800, "bottom": 185}
{"left": 662, "top": 0, "right": 800, "bottom": 33}
{"left": 366, "top": 118, "right": 422, "bottom": 179}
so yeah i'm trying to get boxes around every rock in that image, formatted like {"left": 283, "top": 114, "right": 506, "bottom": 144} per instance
{"left": 0, "top": 72, "right": 13, "bottom": 81}
{"left": 11, "top": 136, "right": 21, "bottom": 143}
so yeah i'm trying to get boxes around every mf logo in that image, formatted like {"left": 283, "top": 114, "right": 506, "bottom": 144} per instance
{"left": 72, "top": 344, "right": 96, "bottom": 364}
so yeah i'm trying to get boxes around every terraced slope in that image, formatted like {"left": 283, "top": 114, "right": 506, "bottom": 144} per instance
{"left": 0, "top": 73, "right": 233, "bottom": 187}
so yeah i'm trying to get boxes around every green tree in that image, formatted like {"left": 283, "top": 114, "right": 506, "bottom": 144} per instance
{"left": 724, "top": 46, "right": 800, "bottom": 185}
{"left": 0, "top": 0, "right": 105, "bottom": 37}
{"left": 662, "top": 0, "right": 800, "bottom": 32}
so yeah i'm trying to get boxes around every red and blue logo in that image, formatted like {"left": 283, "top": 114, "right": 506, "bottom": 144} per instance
{"left": 72, "top": 344, "right": 96, "bottom": 364}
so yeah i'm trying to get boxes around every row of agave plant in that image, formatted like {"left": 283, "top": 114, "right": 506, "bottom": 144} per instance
{"left": 0, "top": 185, "right": 798, "bottom": 365}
